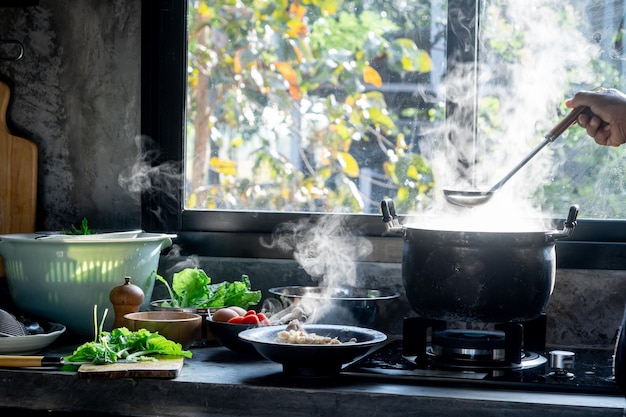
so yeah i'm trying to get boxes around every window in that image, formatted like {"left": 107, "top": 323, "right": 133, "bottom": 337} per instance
{"left": 142, "top": 0, "right": 626, "bottom": 269}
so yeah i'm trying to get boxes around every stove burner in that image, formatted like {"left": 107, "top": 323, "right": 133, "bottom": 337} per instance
{"left": 403, "top": 315, "right": 550, "bottom": 370}
{"left": 345, "top": 338, "right": 621, "bottom": 396}
{"left": 417, "top": 348, "right": 546, "bottom": 371}
{"left": 431, "top": 329, "right": 507, "bottom": 362}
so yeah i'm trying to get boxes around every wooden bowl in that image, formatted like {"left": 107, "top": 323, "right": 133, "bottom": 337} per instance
{"left": 123, "top": 311, "right": 202, "bottom": 349}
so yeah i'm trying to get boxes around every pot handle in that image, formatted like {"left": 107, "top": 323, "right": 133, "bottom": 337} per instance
{"left": 381, "top": 199, "right": 403, "bottom": 234}
{"left": 548, "top": 204, "right": 579, "bottom": 241}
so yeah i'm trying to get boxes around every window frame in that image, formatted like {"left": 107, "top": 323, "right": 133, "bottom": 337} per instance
{"left": 141, "top": 0, "right": 626, "bottom": 270}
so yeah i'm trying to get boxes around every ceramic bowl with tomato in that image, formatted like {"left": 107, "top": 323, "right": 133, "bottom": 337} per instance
{"left": 207, "top": 307, "right": 272, "bottom": 356}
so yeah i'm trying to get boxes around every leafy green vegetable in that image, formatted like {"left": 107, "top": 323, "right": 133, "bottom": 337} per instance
{"left": 156, "top": 268, "right": 261, "bottom": 309}
{"left": 64, "top": 217, "right": 98, "bottom": 235}
{"left": 64, "top": 306, "right": 191, "bottom": 365}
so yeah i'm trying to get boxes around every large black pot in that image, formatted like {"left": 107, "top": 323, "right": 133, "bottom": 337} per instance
{"left": 381, "top": 199, "right": 578, "bottom": 323}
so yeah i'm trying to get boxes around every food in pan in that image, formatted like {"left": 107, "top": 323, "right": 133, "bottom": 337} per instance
{"left": 275, "top": 320, "right": 357, "bottom": 345}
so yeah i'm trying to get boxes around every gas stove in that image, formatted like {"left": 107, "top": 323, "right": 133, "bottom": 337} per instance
{"left": 344, "top": 315, "right": 622, "bottom": 396}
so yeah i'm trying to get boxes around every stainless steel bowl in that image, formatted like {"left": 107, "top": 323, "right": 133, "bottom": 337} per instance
{"left": 267, "top": 286, "right": 399, "bottom": 332}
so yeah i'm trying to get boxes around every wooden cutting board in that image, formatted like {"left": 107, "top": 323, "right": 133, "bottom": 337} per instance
{"left": 77, "top": 356, "right": 185, "bottom": 379}
{"left": 0, "top": 80, "right": 37, "bottom": 277}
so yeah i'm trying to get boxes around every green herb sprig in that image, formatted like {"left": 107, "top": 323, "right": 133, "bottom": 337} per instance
{"left": 64, "top": 217, "right": 98, "bottom": 235}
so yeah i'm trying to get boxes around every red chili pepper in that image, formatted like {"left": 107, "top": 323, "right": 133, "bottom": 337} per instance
{"left": 241, "top": 314, "right": 260, "bottom": 325}
{"left": 227, "top": 316, "right": 245, "bottom": 324}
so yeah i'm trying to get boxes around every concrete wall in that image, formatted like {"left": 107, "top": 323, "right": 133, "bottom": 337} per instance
{"left": 0, "top": 0, "right": 141, "bottom": 231}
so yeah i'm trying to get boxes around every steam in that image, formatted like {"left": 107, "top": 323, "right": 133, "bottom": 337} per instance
{"left": 419, "top": 1, "right": 602, "bottom": 224}
{"left": 261, "top": 215, "right": 374, "bottom": 324}
{"left": 117, "top": 134, "right": 183, "bottom": 226}
{"left": 263, "top": 215, "right": 372, "bottom": 287}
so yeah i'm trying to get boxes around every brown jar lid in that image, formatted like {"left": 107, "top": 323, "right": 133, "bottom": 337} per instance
{"left": 110, "top": 276, "right": 145, "bottom": 306}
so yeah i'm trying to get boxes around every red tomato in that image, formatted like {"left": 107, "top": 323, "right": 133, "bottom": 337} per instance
{"left": 241, "top": 314, "right": 260, "bottom": 325}
{"left": 227, "top": 316, "right": 245, "bottom": 324}
{"left": 257, "top": 312, "right": 271, "bottom": 325}
{"left": 245, "top": 310, "right": 257, "bottom": 316}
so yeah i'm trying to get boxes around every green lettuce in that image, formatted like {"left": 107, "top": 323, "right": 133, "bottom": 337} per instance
{"left": 156, "top": 268, "right": 261, "bottom": 309}
{"left": 64, "top": 307, "right": 191, "bottom": 365}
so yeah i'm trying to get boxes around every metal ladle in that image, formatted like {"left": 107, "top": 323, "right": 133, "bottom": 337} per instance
{"left": 443, "top": 106, "right": 588, "bottom": 208}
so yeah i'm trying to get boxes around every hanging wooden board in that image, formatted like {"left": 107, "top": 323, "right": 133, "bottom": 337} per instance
{"left": 0, "top": 80, "right": 37, "bottom": 277}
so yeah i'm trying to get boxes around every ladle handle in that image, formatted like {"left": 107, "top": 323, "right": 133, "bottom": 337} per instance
{"left": 488, "top": 107, "right": 589, "bottom": 193}
{"left": 546, "top": 106, "right": 587, "bottom": 142}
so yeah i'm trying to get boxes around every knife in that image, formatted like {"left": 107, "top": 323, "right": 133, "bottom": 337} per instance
{"left": 0, "top": 355, "right": 102, "bottom": 368}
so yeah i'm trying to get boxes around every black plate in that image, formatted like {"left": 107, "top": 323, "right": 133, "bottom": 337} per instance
{"left": 239, "top": 324, "right": 387, "bottom": 377}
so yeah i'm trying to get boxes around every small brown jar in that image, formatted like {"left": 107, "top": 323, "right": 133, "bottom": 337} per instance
{"left": 109, "top": 276, "right": 145, "bottom": 329}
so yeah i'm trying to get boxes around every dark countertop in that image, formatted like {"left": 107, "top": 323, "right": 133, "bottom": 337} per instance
{"left": 0, "top": 339, "right": 625, "bottom": 417}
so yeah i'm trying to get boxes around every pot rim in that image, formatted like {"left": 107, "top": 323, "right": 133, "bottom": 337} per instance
{"left": 402, "top": 226, "right": 562, "bottom": 246}
{"left": 0, "top": 231, "right": 176, "bottom": 244}
{"left": 268, "top": 286, "right": 400, "bottom": 301}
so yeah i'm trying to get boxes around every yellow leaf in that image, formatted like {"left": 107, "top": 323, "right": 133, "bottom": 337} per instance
{"left": 210, "top": 156, "right": 237, "bottom": 176}
{"left": 338, "top": 151, "right": 359, "bottom": 178}
{"left": 289, "top": 85, "right": 302, "bottom": 100}
{"left": 396, "top": 133, "right": 407, "bottom": 149}
{"left": 187, "top": 72, "right": 198, "bottom": 89}
{"left": 274, "top": 62, "right": 299, "bottom": 86}
{"left": 287, "top": 20, "right": 308, "bottom": 38}
{"left": 363, "top": 65, "right": 382, "bottom": 87}
{"left": 275, "top": 62, "right": 302, "bottom": 99}
{"left": 234, "top": 49, "right": 242, "bottom": 74}
{"left": 289, "top": 2, "right": 307, "bottom": 19}
{"left": 186, "top": 193, "right": 197, "bottom": 208}
{"left": 407, "top": 165, "right": 419, "bottom": 180}
{"left": 205, "top": 198, "right": 217, "bottom": 210}
{"left": 312, "top": 0, "right": 341, "bottom": 16}
{"left": 416, "top": 50, "right": 432, "bottom": 73}
{"left": 231, "top": 137, "right": 244, "bottom": 148}
{"left": 291, "top": 43, "right": 304, "bottom": 64}
{"left": 197, "top": 2, "right": 213, "bottom": 19}
{"left": 397, "top": 186, "right": 409, "bottom": 201}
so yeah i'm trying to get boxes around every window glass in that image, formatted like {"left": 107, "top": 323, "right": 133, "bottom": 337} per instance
{"left": 184, "top": 0, "right": 626, "bottom": 220}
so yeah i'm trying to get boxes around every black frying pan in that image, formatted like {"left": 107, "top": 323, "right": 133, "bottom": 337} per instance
{"left": 239, "top": 324, "right": 388, "bottom": 377}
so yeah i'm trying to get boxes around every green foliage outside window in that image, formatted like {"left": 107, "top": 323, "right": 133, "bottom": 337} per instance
{"left": 185, "top": 0, "right": 436, "bottom": 213}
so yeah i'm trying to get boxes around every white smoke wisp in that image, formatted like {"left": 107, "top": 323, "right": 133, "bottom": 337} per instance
{"left": 261, "top": 214, "right": 375, "bottom": 324}
{"left": 264, "top": 215, "right": 373, "bottom": 288}
{"left": 117, "top": 134, "right": 183, "bottom": 225}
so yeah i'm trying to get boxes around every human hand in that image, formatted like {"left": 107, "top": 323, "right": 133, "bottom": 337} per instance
{"left": 565, "top": 88, "right": 626, "bottom": 147}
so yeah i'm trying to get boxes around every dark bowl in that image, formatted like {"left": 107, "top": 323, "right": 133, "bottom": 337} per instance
{"left": 206, "top": 317, "right": 267, "bottom": 356}
{"left": 239, "top": 323, "right": 388, "bottom": 377}
{"left": 267, "top": 286, "right": 400, "bottom": 331}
